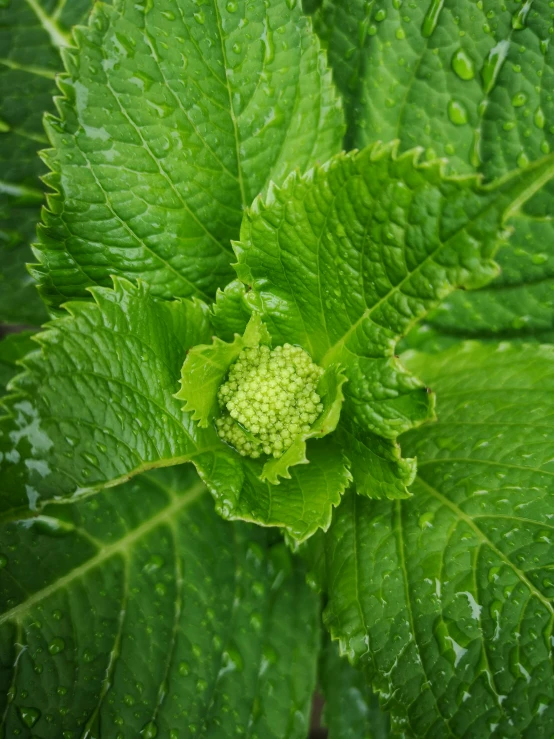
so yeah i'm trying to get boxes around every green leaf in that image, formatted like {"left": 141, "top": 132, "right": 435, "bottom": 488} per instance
{"left": 0, "top": 279, "right": 348, "bottom": 541}
{"left": 0, "top": 331, "right": 36, "bottom": 393}
{"left": 33, "top": 0, "right": 344, "bottom": 311}
{"left": 234, "top": 141, "right": 554, "bottom": 498}
{"left": 311, "top": 0, "right": 554, "bottom": 342}
{"left": 0, "top": 0, "right": 96, "bottom": 325}
{"left": 320, "top": 636, "right": 392, "bottom": 739}
{"left": 175, "top": 313, "right": 270, "bottom": 428}
{"left": 0, "top": 465, "right": 320, "bottom": 738}
{"left": 321, "top": 341, "right": 554, "bottom": 736}
{"left": 211, "top": 279, "right": 252, "bottom": 342}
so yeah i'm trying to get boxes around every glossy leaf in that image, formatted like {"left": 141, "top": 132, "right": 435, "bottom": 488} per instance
{"left": 322, "top": 342, "right": 554, "bottom": 736}
{"left": 0, "top": 0, "right": 96, "bottom": 325}
{"left": 234, "top": 141, "right": 554, "bottom": 498}
{"left": 0, "top": 465, "right": 320, "bottom": 738}
{"left": 0, "top": 279, "right": 348, "bottom": 541}
{"left": 0, "top": 331, "right": 36, "bottom": 392}
{"left": 311, "top": 0, "right": 554, "bottom": 342}
{"left": 33, "top": 0, "right": 344, "bottom": 311}
{"left": 320, "top": 636, "right": 392, "bottom": 739}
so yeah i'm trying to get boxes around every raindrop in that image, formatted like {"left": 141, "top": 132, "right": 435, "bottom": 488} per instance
{"left": 178, "top": 661, "right": 190, "bottom": 676}
{"left": 193, "top": 11, "right": 205, "bottom": 24}
{"left": 481, "top": 40, "right": 510, "bottom": 94}
{"left": 534, "top": 107, "right": 546, "bottom": 129}
{"left": 451, "top": 48, "right": 475, "bottom": 80}
{"left": 18, "top": 707, "right": 41, "bottom": 728}
{"left": 286, "top": 0, "right": 297, "bottom": 8}
{"left": 226, "top": 0, "right": 237, "bottom": 11}
{"left": 141, "top": 721, "right": 158, "bottom": 738}
{"left": 52, "top": 609, "right": 63, "bottom": 621}
{"left": 447, "top": 99, "right": 468, "bottom": 125}
{"left": 517, "top": 151, "right": 530, "bottom": 168}
{"left": 512, "top": 0, "right": 532, "bottom": 29}
{"left": 232, "top": 43, "right": 241, "bottom": 54}
{"left": 395, "top": 27, "right": 406, "bottom": 40}
{"left": 143, "top": 554, "right": 164, "bottom": 574}
{"left": 422, "top": 0, "right": 444, "bottom": 38}
{"left": 512, "top": 91, "right": 527, "bottom": 107}
{"left": 124, "top": 694, "right": 135, "bottom": 706}
{"left": 155, "top": 582, "right": 167, "bottom": 596}
{"left": 161, "top": 10, "right": 175, "bottom": 20}
{"left": 48, "top": 637, "right": 65, "bottom": 655}
{"left": 0, "top": 554, "right": 7, "bottom": 570}
{"left": 375, "top": 8, "right": 387, "bottom": 21}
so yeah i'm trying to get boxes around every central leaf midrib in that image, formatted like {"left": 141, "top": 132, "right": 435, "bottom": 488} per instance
{"left": 0, "top": 479, "right": 206, "bottom": 626}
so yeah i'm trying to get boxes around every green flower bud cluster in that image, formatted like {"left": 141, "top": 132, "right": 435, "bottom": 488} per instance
{"left": 216, "top": 344, "right": 324, "bottom": 459}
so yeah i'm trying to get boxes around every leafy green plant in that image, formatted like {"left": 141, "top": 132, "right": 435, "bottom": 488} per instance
{"left": 1, "top": 0, "right": 554, "bottom": 737}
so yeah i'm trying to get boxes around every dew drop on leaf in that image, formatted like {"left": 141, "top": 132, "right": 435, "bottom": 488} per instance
{"left": 18, "top": 706, "right": 41, "bottom": 728}
{"left": 481, "top": 40, "right": 510, "bottom": 94}
{"left": 534, "top": 107, "right": 546, "bottom": 129}
{"left": 375, "top": 8, "right": 387, "bottom": 21}
{"left": 226, "top": 0, "right": 237, "bottom": 11}
{"left": 141, "top": 721, "right": 158, "bottom": 738}
{"left": 517, "top": 150, "right": 530, "bottom": 168}
{"left": 48, "top": 637, "right": 65, "bottom": 655}
{"left": 447, "top": 99, "right": 468, "bottom": 125}
{"left": 421, "top": 0, "right": 444, "bottom": 37}
{"left": 0, "top": 554, "right": 7, "bottom": 570}
{"left": 512, "top": 91, "right": 527, "bottom": 107}
{"left": 395, "top": 27, "right": 406, "bottom": 40}
{"left": 512, "top": 0, "right": 533, "bottom": 29}
{"left": 286, "top": 0, "right": 297, "bottom": 8}
{"left": 193, "top": 11, "right": 205, "bottom": 24}
{"left": 451, "top": 48, "right": 475, "bottom": 80}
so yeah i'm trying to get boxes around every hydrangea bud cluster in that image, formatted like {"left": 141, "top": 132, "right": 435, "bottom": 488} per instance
{"left": 216, "top": 344, "right": 324, "bottom": 459}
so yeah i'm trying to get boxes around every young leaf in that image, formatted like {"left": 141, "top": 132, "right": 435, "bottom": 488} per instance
{"left": 234, "top": 141, "right": 554, "bottom": 498}
{"left": 211, "top": 279, "right": 252, "bottom": 342}
{"left": 311, "top": 0, "right": 554, "bottom": 342}
{"left": 0, "top": 0, "right": 94, "bottom": 325}
{"left": 33, "top": 0, "right": 344, "bottom": 311}
{"left": 321, "top": 341, "right": 554, "bottom": 736}
{"left": 0, "top": 466, "right": 320, "bottom": 738}
{"left": 0, "top": 279, "right": 348, "bottom": 541}
{"left": 175, "top": 313, "right": 270, "bottom": 427}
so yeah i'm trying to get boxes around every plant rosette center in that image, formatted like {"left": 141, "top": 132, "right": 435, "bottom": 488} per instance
{"left": 176, "top": 314, "right": 347, "bottom": 484}
{"left": 216, "top": 344, "right": 325, "bottom": 459}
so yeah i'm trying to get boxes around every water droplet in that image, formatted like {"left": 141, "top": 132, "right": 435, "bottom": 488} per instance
{"left": 178, "top": 661, "right": 190, "bottom": 676}
{"left": 143, "top": 555, "right": 164, "bottom": 574}
{"left": 517, "top": 151, "right": 530, "bottom": 168}
{"left": 141, "top": 721, "right": 158, "bottom": 738}
{"left": 193, "top": 11, "right": 205, "bottom": 24}
{"left": 512, "top": 91, "right": 527, "bottom": 107}
{"left": 226, "top": 0, "right": 237, "bottom": 11}
{"left": 18, "top": 707, "right": 41, "bottom": 728}
{"left": 57, "top": 686, "right": 68, "bottom": 696}
{"left": 48, "top": 637, "right": 65, "bottom": 655}
{"left": 512, "top": 0, "right": 532, "bottom": 29}
{"left": 452, "top": 48, "right": 475, "bottom": 80}
{"left": 124, "top": 694, "right": 135, "bottom": 706}
{"left": 286, "top": 0, "right": 297, "bottom": 8}
{"left": 52, "top": 609, "right": 63, "bottom": 620}
{"left": 534, "top": 107, "right": 546, "bottom": 129}
{"left": 232, "top": 43, "right": 241, "bottom": 54}
{"left": 155, "top": 582, "right": 167, "bottom": 596}
{"left": 375, "top": 8, "right": 387, "bottom": 21}
{"left": 395, "top": 27, "right": 406, "bottom": 40}
{"left": 422, "top": 0, "right": 444, "bottom": 37}
{"left": 540, "top": 38, "right": 549, "bottom": 55}
{"left": 262, "top": 16, "right": 275, "bottom": 64}
{"left": 447, "top": 99, "right": 468, "bottom": 125}
{"left": 0, "top": 554, "right": 7, "bottom": 570}
{"left": 83, "top": 648, "right": 95, "bottom": 663}
{"left": 503, "top": 120, "right": 516, "bottom": 131}
{"left": 161, "top": 10, "right": 175, "bottom": 20}
{"left": 481, "top": 40, "right": 510, "bottom": 94}
{"left": 196, "top": 678, "right": 208, "bottom": 691}
{"left": 541, "top": 140, "right": 550, "bottom": 154}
